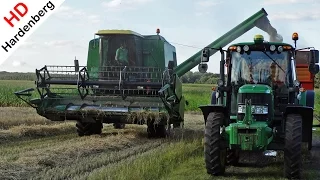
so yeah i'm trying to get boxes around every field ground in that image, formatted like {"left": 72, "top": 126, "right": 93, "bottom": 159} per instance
{"left": 1, "top": 107, "right": 320, "bottom": 180}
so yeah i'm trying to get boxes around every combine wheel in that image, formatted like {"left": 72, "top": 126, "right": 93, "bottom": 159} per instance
{"left": 204, "top": 112, "right": 226, "bottom": 176}
{"left": 147, "top": 124, "right": 168, "bottom": 138}
{"left": 173, "top": 122, "right": 184, "bottom": 128}
{"left": 76, "top": 121, "right": 103, "bottom": 136}
{"left": 113, "top": 123, "right": 126, "bottom": 129}
{"left": 284, "top": 114, "right": 302, "bottom": 179}
{"left": 226, "top": 148, "right": 239, "bottom": 166}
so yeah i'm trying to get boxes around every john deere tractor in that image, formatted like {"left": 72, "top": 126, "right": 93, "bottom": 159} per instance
{"left": 199, "top": 33, "right": 319, "bottom": 179}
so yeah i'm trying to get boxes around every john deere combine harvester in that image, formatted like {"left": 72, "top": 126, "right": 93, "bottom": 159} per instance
{"left": 198, "top": 15, "right": 319, "bottom": 180}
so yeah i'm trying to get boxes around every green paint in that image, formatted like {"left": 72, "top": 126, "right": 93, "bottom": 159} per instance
{"left": 225, "top": 121, "right": 273, "bottom": 151}
{"left": 299, "top": 91, "right": 307, "bottom": 106}
{"left": 87, "top": 38, "right": 100, "bottom": 79}
{"left": 243, "top": 99, "right": 254, "bottom": 125}
{"left": 238, "top": 84, "right": 272, "bottom": 94}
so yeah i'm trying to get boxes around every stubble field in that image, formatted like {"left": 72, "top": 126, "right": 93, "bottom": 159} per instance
{"left": 1, "top": 80, "right": 320, "bottom": 180}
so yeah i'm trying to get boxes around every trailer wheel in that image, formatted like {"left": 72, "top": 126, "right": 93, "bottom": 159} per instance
{"left": 76, "top": 121, "right": 103, "bottom": 136}
{"left": 204, "top": 112, "right": 226, "bottom": 176}
{"left": 226, "top": 148, "right": 239, "bottom": 166}
{"left": 113, "top": 123, "right": 125, "bottom": 129}
{"left": 284, "top": 114, "right": 302, "bottom": 179}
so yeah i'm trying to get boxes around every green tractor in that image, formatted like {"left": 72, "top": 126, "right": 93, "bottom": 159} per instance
{"left": 199, "top": 33, "right": 319, "bottom": 179}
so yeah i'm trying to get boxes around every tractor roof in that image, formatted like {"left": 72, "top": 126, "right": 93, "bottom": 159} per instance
{"left": 229, "top": 41, "right": 293, "bottom": 47}
{"left": 95, "top": 29, "right": 144, "bottom": 38}
{"left": 229, "top": 34, "right": 293, "bottom": 48}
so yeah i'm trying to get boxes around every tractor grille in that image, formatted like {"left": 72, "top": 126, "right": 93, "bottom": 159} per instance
{"left": 237, "top": 93, "right": 272, "bottom": 121}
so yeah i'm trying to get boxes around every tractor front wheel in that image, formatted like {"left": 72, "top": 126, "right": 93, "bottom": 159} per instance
{"left": 76, "top": 121, "right": 103, "bottom": 136}
{"left": 204, "top": 112, "right": 226, "bottom": 176}
{"left": 227, "top": 148, "right": 239, "bottom": 166}
{"left": 284, "top": 114, "right": 302, "bottom": 179}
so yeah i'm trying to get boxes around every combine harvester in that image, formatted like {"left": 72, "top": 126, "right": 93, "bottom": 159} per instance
{"left": 198, "top": 12, "right": 319, "bottom": 180}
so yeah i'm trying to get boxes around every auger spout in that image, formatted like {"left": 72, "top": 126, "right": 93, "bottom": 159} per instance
{"left": 174, "top": 8, "right": 281, "bottom": 77}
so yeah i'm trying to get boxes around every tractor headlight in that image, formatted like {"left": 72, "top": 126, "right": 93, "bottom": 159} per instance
{"left": 270, "top": 45, "right": 276, "bottom": 51}
{"left": 243, "top": 45, "right": 249, "bottom": 51}
{"left": 236, "top": 46, "right": 241, "bottom": 53}
{"left": 238, "top": 105, "right": 268, "bottom": 115}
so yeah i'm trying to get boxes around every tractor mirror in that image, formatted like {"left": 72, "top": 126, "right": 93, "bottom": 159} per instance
{"left": 309, "top": 64, "right": 319, "bottom": 74}
{"left": 201, "top": 48, "right": 210, "bottom": 62}
{"left": 310, "top": 50, "right": 319, "bottom": 64}
{"left": 198, "top": 63, "right": 208, "bottom": 73}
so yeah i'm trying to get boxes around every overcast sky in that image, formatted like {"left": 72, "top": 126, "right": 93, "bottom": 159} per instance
{"left": 1, "top": 0, "right": 319, "bottom": 73}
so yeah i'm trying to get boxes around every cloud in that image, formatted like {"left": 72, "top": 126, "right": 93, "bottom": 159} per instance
{"left": 43, "top": 40, "right": 86, "bottom": 49}
{"left": 195, "top": 0, "right": 222, "bottom": 7}
{"left": 20, "top": 41, "right": 38, "bottom": 49}
{"left": 53, "top": 5, "right": 101, "bottom": 24}
{"left": 194, "top": 0, "right": 222, "bottom": 16}
{"left": 269, "top": 11, "right": 320, "bottom": 21}
{"left": 195, "top": 12, "right": 210, "bottom": 17}
{"left": 12, "top": 61, "right": 28, "bottom": 67}
{"left": 262, "top": 0, "right": 316, "bottom": 5}
{"left": 101, "top": 0, "right": 154, "bottom": 11}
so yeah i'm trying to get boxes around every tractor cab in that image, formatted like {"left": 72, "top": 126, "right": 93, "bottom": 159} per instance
{"left": 225, "top": 35, "right": 295, "bottom": 122}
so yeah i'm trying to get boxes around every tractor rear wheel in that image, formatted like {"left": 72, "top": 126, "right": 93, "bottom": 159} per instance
{"left": 76, "top": 121, "right": 103, "bottom": 136}
{"left": 113, "top": 123, "right": 126, "bottom": 129}
{"left": 204, "top": 112, "right": 226, "bottom": 176}
{"left": 284, "top": 114, "right": 302, "bottom": 179}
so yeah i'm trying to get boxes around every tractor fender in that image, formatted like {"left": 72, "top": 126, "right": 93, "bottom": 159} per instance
{"left": 305, "top": 90, "right": 315, "bottom": 109}
{"left": 211, "top": 91, "right": 217, "bottom": 104}
{"left": 284, "top": 106, "right": 313, "bottom": 143}
{"left": 199, "top": 105, "right": 228, "bottom": 125}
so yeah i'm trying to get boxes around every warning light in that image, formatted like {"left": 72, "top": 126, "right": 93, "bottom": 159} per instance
{"left": 292, "top": 32, "right": 299, "bottom": 41}
{"left": 156, "top": 28, "right": 160, "bottom": 35}
{"left": 254, "top": 34, "right": 264, "bottom": 43}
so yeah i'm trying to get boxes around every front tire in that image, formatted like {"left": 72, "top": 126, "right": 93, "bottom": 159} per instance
{"left": 113, "top": 123, "right": 125, "bottom": 129}
{"left": 284, "top": 114, "right": 302, "bottom": 179}
{"left": 227, "top": 148, "right": 239, "bottom": 166}
{"left": 76, "top": 121, "right": 103, "bottom": 136}
{"left": 204, "top": 112, "right": 226, "bottom": 176}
